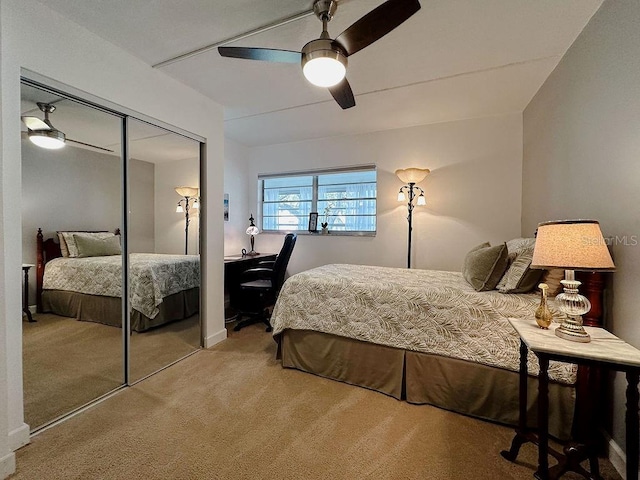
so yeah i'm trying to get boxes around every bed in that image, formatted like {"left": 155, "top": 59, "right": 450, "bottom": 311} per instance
{"left": 36, "top": 228, "right": 200, "bottom": 332}
{"left": 270, "top": 263, "right": 606, "bottom": 440}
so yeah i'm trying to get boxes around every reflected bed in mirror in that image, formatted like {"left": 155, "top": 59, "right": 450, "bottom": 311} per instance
{"left": 36, "top": 229, "right": 200, "bottom": 331}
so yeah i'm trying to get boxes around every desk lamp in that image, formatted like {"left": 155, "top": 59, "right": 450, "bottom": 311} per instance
{"left": 245, "top": 214, "right": 260, "bottom": 256}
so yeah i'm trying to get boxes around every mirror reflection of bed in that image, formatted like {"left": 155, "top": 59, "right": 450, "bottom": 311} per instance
{"left": 21, "top": 82, "right": 202, "bottom": 431}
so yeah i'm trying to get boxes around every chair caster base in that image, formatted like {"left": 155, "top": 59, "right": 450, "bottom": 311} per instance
{"left": 233, "top": 313, "right": 272, "bottom": 333}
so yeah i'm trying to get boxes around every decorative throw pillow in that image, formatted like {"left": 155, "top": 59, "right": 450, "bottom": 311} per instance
{"left": 62, "top": 232, "right": 115, "bottom": 257}
{"left": 57, "top": 232, "right": 70, "bottom": 257}
{"left": 540, "top": 268, "right": 565, "bottom": 296}
{"left": 462, "top": 242, "right": 509, "bottom": 292}
{"left": 497, "top": 238, "right": 543, "bottom": 293}
{"left": 74, "top": 234, "right": 121, "bottom": 257}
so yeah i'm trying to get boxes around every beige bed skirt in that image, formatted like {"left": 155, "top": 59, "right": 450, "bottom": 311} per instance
{"left": 278, "top": 329, "right": 575, "bottom": 440}
{"left": 42, "top": 288, "right": 199, "bottom": 332}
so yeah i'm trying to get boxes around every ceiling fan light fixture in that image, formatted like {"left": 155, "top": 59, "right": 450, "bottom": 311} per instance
{"left": 301, "top": 39, "right": 347, "bottom": 88}
{"left": 28, "top": 129, "right": 66, "bottom": 150}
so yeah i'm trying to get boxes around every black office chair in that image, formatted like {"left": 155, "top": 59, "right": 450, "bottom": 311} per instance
{"left": 233, "top": 233, "right": 297, "bottom": 332}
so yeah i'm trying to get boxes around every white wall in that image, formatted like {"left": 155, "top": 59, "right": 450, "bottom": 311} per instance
{"left": 522, "top": 0, "right": 639, "bottom": 473}
{"left": 154, "top": 158, "right": 200, "bottom": 255}
{"left": 246, "top": 113, "right": 524, "bottom": 275}
{"left": 224, "top": 138, "right": 251, "bottom": 256}
{"left": 0, "top": 0, "right": 225, "bottom": 474}
{"left": 129, "top": 157, "right": 155, "bottom": 254}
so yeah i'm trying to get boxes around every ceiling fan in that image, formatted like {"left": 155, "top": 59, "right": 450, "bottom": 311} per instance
{"left": 21, "top": 102, "right": 114, "bottom": 152}
{"left": 218, "top": 0, "right": 421, "bottom": 110}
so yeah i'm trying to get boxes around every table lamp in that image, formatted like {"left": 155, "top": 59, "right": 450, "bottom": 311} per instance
{"left": 245, "top": 214, "right": 260, "bottom": 256}
{"left": 531, "top": 220, "right": 615, "bottom": 342}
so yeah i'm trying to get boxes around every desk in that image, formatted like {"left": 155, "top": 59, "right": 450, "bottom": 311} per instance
{"left": 22, "top": 264, "right": 36, "bottom": 323}
{"left": 502, "top": 318, "right": 640, "bottom": 480}
{"left": 224, "top": 253, "right": 277, "bottom": 320}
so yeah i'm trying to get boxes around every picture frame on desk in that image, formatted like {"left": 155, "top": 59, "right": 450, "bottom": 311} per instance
{"left": 308, "top": 212, "right": 318, "bottom": 232}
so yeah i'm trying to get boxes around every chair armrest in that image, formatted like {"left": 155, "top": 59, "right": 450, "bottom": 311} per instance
{"left": 240, "top": 267, "right": 273, "bottom": 282}
{"left": 258, "top": 260, "right": 276, "bottom": 268}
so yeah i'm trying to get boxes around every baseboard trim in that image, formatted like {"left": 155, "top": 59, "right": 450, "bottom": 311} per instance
{"left": 8, "top": 423, "right": 29, "bottom": 451}
{"left": 205, "top": 328, "right": 227, "bottom": 348}
{"left": 0, "top": 451, "right": 16, "bottom": 479}
{"left": 605, "top": 431, "right": 628, "bottom": 479}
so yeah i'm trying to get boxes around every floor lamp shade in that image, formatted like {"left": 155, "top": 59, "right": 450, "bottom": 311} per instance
{"left": 175, "top": 186, "right": 199, "bottom": 198}
{"left": 395, "top": 168, "right": 430, "bottom": 184}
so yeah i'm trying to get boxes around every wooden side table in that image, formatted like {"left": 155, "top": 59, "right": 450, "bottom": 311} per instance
{"left": 22, "top": 263, "right": 36, "bottom": 322}
{"left": 502, "top": 318, "right": 640, "bottom": 480}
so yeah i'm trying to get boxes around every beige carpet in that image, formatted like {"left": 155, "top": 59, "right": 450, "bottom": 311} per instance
{"left": 13, "top": 323, "right": 621, "bottom": 479}
{"left": 23, "top": 313, "right": 200, "bottom": 429}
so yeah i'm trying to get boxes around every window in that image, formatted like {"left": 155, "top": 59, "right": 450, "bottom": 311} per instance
{"left": 260, "top": 166, "right": 377, "bottom": 234}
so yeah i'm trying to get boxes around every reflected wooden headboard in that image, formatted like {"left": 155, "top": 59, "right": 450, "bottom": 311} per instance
{"left": 35, "top": 228, "right": 120, "bottom": 312}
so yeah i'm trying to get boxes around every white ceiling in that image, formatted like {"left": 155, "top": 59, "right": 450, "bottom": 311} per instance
{"left": 42, "top": 0, "right": 603, "bottom": 147}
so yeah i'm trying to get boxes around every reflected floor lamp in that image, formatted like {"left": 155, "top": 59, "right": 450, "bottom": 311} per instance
{"left": 175, "top": 186, "right": 199, "bottom": 255}
{"left": 531, "top": 219, "right": 615, "bottom": 342}
{"left": 396, "top": 168, "right": 429, "bottom": 269}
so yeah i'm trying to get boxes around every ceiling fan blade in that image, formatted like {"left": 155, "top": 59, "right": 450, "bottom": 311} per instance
{"left": 218, "top": 46, "right": 302, "bottom": 64}
{"left": 66, "top": 138, "right": 114, "bottom": 153}
{"left": 21, "top": 116, "right": 50, "bottom": 131}
{"left": 335, "top": 0, "right": 421, "bottom": 56}
{"left": 328, "top": 78, "right": 356, "bottom": 110}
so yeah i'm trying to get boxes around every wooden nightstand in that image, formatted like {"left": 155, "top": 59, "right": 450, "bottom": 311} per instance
{"left": 22, "top": 263, "right": 36, "bottom": 322}
{"left": 502, "top": 318, "right": 640, "bottom": 480}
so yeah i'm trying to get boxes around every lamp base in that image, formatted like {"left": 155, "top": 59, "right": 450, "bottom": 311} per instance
{"left": 555, "top": 316, "right": 591, "bottom": 343}
{"left": 554, "top": 273, "right": 592, "bottom": 343}
{"left": 244, "top": 250, "right": 260, "bottom": 257}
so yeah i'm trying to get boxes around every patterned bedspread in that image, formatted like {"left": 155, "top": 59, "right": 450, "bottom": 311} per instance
{"left": 43, "top": 254, "right": 200, "bottom": 319}
{"left": 271, "top": 264, "right": 576, "bottom": 384}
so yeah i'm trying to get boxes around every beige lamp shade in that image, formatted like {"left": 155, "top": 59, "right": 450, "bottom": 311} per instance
{"left": 531, "top": 220, "right": 615, "bottom": 271}
{"left": 395, "top": 168, "right": 430, "bottom": 184}
{"left": 175, "top": 186, "right": 199, "bottom": 197}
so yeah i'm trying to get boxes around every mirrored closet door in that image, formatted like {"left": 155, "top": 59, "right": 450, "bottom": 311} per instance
{"left": 21, "top": 79, "right": 203, "bottom": 431}
{"left": 127, "top": 118, "right": 201, "bottom": 383}
{"left": 21, "top": 82, "right": 126, "bottom": 430}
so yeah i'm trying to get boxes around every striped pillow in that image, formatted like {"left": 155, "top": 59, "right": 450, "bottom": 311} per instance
{"left": 497, "top": 238, "right": 543, "bottom": 293}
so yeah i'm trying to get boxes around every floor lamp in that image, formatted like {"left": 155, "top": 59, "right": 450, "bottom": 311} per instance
{"left": 396, "top": 168, "right": 430, "bottom": 269}
{"left": 175, "top": 186, "right": 199, "bottom": 255}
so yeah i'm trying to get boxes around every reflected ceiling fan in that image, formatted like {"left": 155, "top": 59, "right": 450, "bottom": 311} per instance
{"left": 21, "top": 102, "right": 113, "bottom": 152}
{"left": 218, "top": 0, "right": 421, "bottom": 109}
